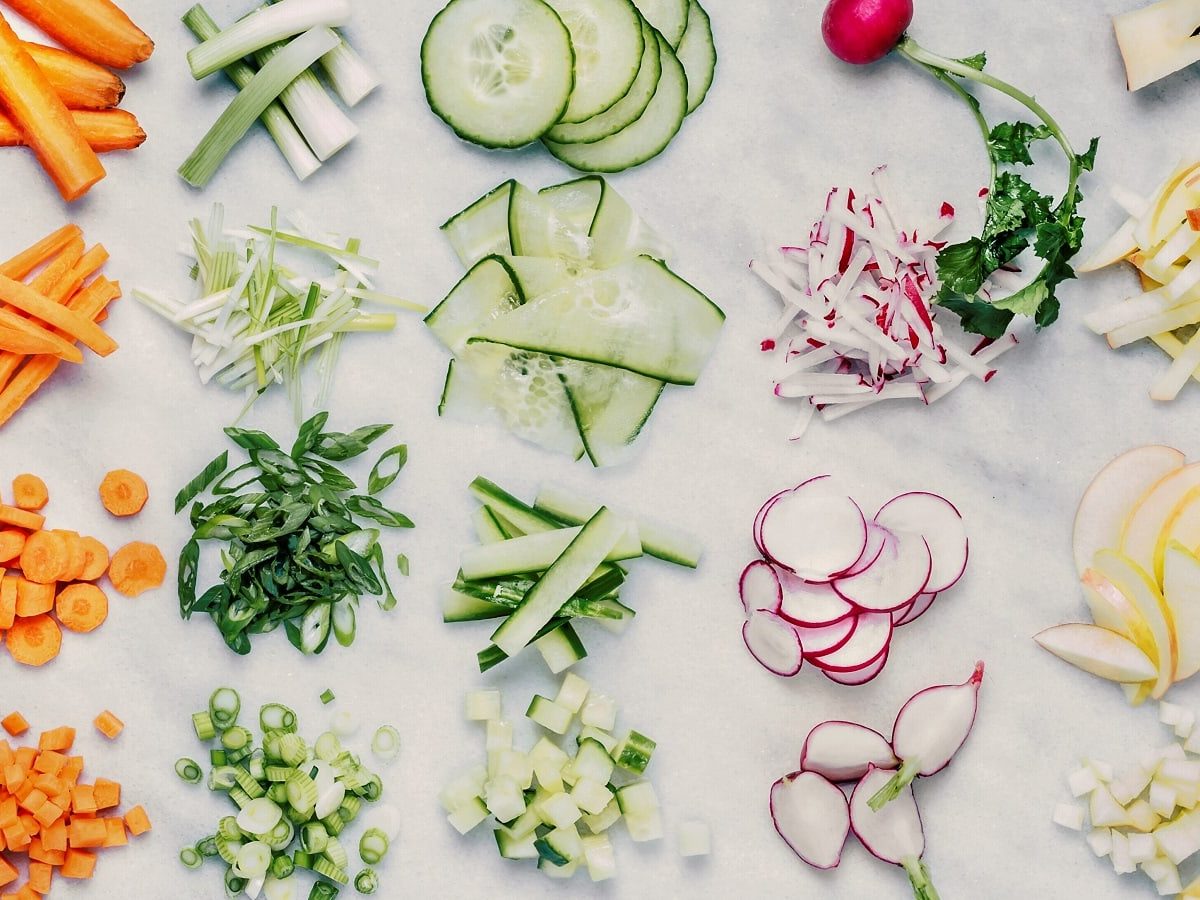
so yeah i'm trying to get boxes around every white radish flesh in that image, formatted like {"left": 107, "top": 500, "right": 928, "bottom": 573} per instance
{"left": 874, "top": 492, "right": 969, "bottom": 593}
{"left": 778, "top": 572, "right": 856, "bottom": 627}
{"left": 823, "top": 649, "right": 890, "bottom": 686}
{"left": 739, "top": 560, "right": 782, "bottom": 617}
{"left": 808, "top": 612, "right": 893, "bottom": 672}
{"left": 800, "top": 721, "right": 899, "bottom": 782}
{"left": 849, "top": 766, "right": 939, "bottom": 900}
{"left": 743, "top": 609, "right": 804, "bottom": 677}
{"left": 769, "top": 771, "right": 851, "bottom": 869}
{"left": 894, "top": 592, "right": 937, "bottom": 627}
{"left": 842, "top": 523, "right": 889, "bottom": 577}
{"left": 794, "top": 615, "right": 858, "bottom": 657}
{"left": 832, "top": 531, "right": 932, "bottom": 611}
{"left": 759, "top": 479, "right": 867, "bottom": 581}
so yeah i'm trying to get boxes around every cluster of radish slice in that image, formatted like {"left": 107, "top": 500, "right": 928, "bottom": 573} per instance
{"left": 750, "top": 168, "right": 1021, "bottom": 441}
{"left": 740, "top": 477, "right": 969, "bottom": 684}
{"left": 771, "top": 663, "right": 985, "bottom": 899}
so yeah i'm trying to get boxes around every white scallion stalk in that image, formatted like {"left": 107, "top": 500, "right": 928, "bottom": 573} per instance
{"left": 320, "top": 35, "right": 380, "bottom": 106}
{"left": 255, "top": 37, "right": 358, "bottom": 161}
{"left": 187, "top": 0, "right": 352, "bottom": 80}
{"left": 180, "top": 28, "right": 340, "bottom": 188}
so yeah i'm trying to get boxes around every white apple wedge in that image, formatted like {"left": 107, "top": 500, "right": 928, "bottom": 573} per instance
{"left": 1073, "top": 446, "right": 1185, "bottom": 576}
{"left": 1034, "top": 623, "right": 1158, "bottom": 684}
{"left": 1077, "top": 215, "right": 1138, "bottom": 273}
{"left": 1081, "top": 568, "right": 1157, "bottom": 655}
{"left": 1093, "top": 549, "right": 1178, "bottom": 698}
{"left": 1162, "top": 542, "right": 1200, "bottom": 682}
{"left": 1155, "top": 486, "right": 1200, "bottom": 584}
{"left": 1113, "top": 0, "right": 1200, "bottom": 92}
{"left": 1121, "top": 461, "right": 1200, "bottom": 579}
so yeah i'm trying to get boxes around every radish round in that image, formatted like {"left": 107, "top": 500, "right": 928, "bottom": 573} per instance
{"left": 889, "top": 599, "right": 915, "bottom": 625}
{"left": 824, "top": 649, "right": 890, "bottom": 686}
{"left": 795, "top": 615, "right": 858, "bottom": 658}
{"left": 849, "top": 764, "right": 925, "bottom": 865}
{"left": 800, "top": 721, "right": 899, "bottom": 782}
{"left": 759, "top": 479, "right": 867, "bottom": 581}
{"left": 822, "top": 0, "right": 914, "bottom": 66}
{"left": 778, "top": 572, "right": 856, "bottom": 627}
{"left": 770, "top": 771, "right": 851, "bottom": 869}
{"left": 832, "top": 531, "right": 931, "bottom": 611}
{"left": 743, "top": 609, "right": 804, "bottom": 677}
{"left": 874, "top": 492, "right": 969, "bottom": 593}
{"left": 753, "top": 488, "right": 792, "bottom": 557}
{"left": 842, "top": 523, "right": 889, "bottom": 577}
{"left": 894, "top": 591, "right": 936, "bottom": 627}
{"left": 739, "top": 560, "right": 783, "bottom": 617}
{"left": 807, "top": 612, "right": 892, "bottom": 672}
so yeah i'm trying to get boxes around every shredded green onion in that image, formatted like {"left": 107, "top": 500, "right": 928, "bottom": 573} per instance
{"left": 176, "top": 757, "right": 204, "bottom": 784}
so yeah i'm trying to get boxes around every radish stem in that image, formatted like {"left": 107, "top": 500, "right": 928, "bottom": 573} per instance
{"left": 868, "top": 757, "right": 922, "bottom": 811}
{"left": 902, "top": 856, "right": 941, "bottom": 900}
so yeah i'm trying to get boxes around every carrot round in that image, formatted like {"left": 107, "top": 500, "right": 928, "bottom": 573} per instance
{"left": 19, "top": 530, "right": 68, "bottom": 584}
{"left": 53, "top": 530, "right": 86, "bottom": 581}
{"left": 15, "top": 578, "right": 54, "bottom": 617}
{"left": 0, "top": 529, "right": 25, "bottom": 563}
{"left": 11, "top": 474, "right": 48, "bottom": 511}
{"left": 0, "top": 575, "right": 15, "bottom": 628}
{"left": 54, "top": 583, "right": 106, "bottom": 632}
{"left": 98, "top": 469, "right": 146, "bottom": 517}
{"left": 23, "top": 41, "right": 125, "bottom": 109}
{"left": 107, "top": 541, "right": 163, "bottom": 597}
{"left": 5, "top": 614, "right": 61, "bottom": 666}
{"left": 77, "top": 536, "right": 108, "bottom": 581}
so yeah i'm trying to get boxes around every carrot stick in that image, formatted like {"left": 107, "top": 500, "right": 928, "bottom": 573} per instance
{"left": 46, "top": 244, "right": 107, "bottom": 305}
{"left": 0, "top": 224, "right": 79, "bottom": 280}
{"left": 28, "top": 235, "right": 84, "bottom": 295}
{"left": 22, "top": 42, "right": 124, "bottom": 109}
{"left": 0, "top": 11, "right": 105, "bottom": 201}
{"left": 0, "top": 107, "right": 144, "bottom": 152}
{"left": 0, "top": 310, "right": 83, "bottom": 361}
{"left": 2, "top": 0, "right": 153, "bottom": 70}
{"left": 0, "top": 275, "right": 115, "bottom": 356}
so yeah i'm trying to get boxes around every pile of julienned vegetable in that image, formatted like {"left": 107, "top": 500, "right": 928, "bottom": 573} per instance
{"left": 0, "top": 716, "right": 151, "bottom": 896}
{"left": 179, "top": 687, "right": 400, "bottom": 897}
{"left": 772, "top": 664, "right": 984, "bottom": 899}
{"left": 445, "top": 478, "right": 702, "bottom": 673}
{"left": 134, "top": 205, "right": 419, "bottom": 419}
{"left": 180, "top": 0, "right": 380, "bottom": 187}
{"left": 821, "top": 0, "right": 1098, "bottom": 338}
{"left": 421, "top": 0, "right": 715, "bottom": 173}
{"left": 0, "top": 225, "right": 120, "bottom": 430}
{"left": 176, "top": 413, "right": 412, "bottom": 656}
{"left": 1, "top": 470, "right": 166, "bottom": 668}
{"left": 1038, "top": 446, "right": 1200, "bottom": 704}
{"left": 430, "top": 177, "right": 723, "bottom": 465}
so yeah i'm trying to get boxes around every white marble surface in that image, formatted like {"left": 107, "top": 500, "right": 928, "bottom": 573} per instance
{"left": 0, "top": 0, "right": 1194, "bottom": 897}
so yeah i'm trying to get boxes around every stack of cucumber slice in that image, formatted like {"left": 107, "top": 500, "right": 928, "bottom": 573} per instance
{"left": 426, "top": 177, "right": 724, "bottom": 466}
{"left": 420, "top": 0, "right": 715, "bottom": 172}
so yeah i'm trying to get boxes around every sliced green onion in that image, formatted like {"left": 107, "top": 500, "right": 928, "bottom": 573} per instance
{"left": 286, "top": 770, "right": 318, "bottom": 816}
{"left": 210, "top": 687, "right": 242, "bottom": 731}
{"left": 181, "top": 846, "right": 204, "bottom": 869}
{"left": 337, "top": 795, "right": 361, "bottom": 823}
{"left": 319, "top": 32, "right": 380, "bottom": 107}
{"left": 357, "top": 828, "right": 388, "bottom": 866}
{"left": 193, "top": 711, "right": 217, "bottom": 741}
{"left": 266, "top": 817, "right": 294, "bottom": 851}
{"left": 353, "top": 868, "right": 379, "bottom": 894}
{"left": 320, "top": 689, "right": 335, "bottom": 705}
{"left": 268, "top": 783, "right": 289, "bottom": 805}
{"left": 229, "top": 786, "right": 254, "bottom": 809}
{"left": 211, "top": 749, "right": 228, "bottom": 766}
{"left": 255, "top": 41, "right": 357, "bottom": 161}
{"left": 279, "top": 733, "right": 307, "bottom": 768}
{"left": 218, "top": 816, "right": 242, "bottom": 842}
{"left": 215, "top": 833, "right": 243, "bottom": 865}
{"left": 222, "top": 726, "right": 253, "bottom": 752}
{"left": 292, "top": 850, "right": 313, "bottom": 870}
{"left": 270, "top": 853, "right": 295, "bottom": 879}
{"left": 312, "top": 857, "right": 349, "bottom": 884}
{"left": 395, "top": 553, "right": 409, "bottom": 577}
{"left": 237, "top": 797, "right": 283, "bottom": 835}
{"left": 186, "top": 0, "right": 351, "bottom": 79}
{"left": 176, "top": 757, "right": 204, "bottom": 784}
{"left": 233, "top": 767, "right": 266, "bottom": 800}
{"left": 209, "top": 765, "right": 239, "bottom": 792}
{"left": 314, "top": 732, "right": 342, "bottom": 762}
{"left": 357, "top": 775, "right": 382, "bottom": 803}
{"left": 331, "top": 598, "right": 357, "bottom": 649}
{"left": 331, "top": 709, "right": 359, "bottom": 737}
{"left": 370, "top": 726, "right": 399, "bottom": 763}
{"left": 260, "top": 703, "right": 297, "bottom": 733}
{"left": 300, "top": 821, "right": 329, "bottom": 854}
{"left": 300, "top": 602, "right": 333, "bottom": 655}
{"left": 248, "top": 755, "right": 268, "bottom": 782}
{"left": 309, "top": 880, "right": 340, "bottom": 899}
{"left": 197, "top": 836, "right": 221, "bottom": 858}
{"left": 266, "top": 765, "right": 294, "bottom": 783}
{"left": 321, "top": 810, "right": 346, "bottom": 836}
{"left": 223, "top": 865, "right": 247, "bottom": 895}
{"left": 234, "top": 840, "right": 273, "bottom": 879}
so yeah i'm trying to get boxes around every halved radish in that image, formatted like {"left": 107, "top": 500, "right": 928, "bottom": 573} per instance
{"left": 778, "top": 572, "right": 856, "bottom": 627}
{"left": 795, "top": 615, "right": 859, "bottom": 657}
{"left": 808, "top": 612, "right": 892, "bottom": 672}
{"left": 770, "top": 770, "right": 851, "bottom": 869}
{"left": 843, "top": 522, "right": 889, "bottom": 577}
{"left": 740, "top": 560, "right": 783, "bottom": 616}
{"left": 875, "top": 492, "right": 969, "bottom": 592}
{"left": 832, "top": 531, "right": 931, "bottom": 611}
{"left": 759, "top": 478, "right": 868, "bottom": 581}
{"left": 894, "top": 592, "right": 936, "bottom": 627}
{"left": 801, "top": 721, "right": 899, "bottom": 782}
{"left": 824, "top": 649, "right": 890, "bottom": 686}
{"left": 743, "top": 609, "right": 804, "bottom": 677}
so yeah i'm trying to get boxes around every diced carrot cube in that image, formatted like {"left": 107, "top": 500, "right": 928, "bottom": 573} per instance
{"left": 123, "top": 804, "right": 150, "bottom": 836}
{"left": 18, "top": 813, "right": 37, "bottom": 837}
{"left": 92, "top": 778, "right": 119, "bottom": 810}
{"left": 15, "top": 886, "right": 39, "bottom": 900}
{"left": 13, "top": 748, "right": 33, "bottom": 770}
{"left": 31, "top": 774, "right": 61, "bottom": 795}
{"left": 32, "top": 751, "right": 64, "bottom": 776}
{"left": 58, "top": 756, "right": 82, "bottom": 784}
{"left": 40, "top": 820, "right": 65, "bottom": 852}
{"left": 16, "top": 788, "right": 45, "bottom": 813}
{"left": 3, "top": 822, "right": 28, "bottom": 851}
{"left": 0, "top": 713, "right": 26, "bottom": 738}
{"left": 0, "top": 796, "right": 15, "bottom": 825}
{"left": 70, "top": 784, "right": 95, "bottom": 814}
{"left": 66, "top": 817, "right": 105, "bottom": 848}
{"left": 2, "top": 766, "right": 21, "bottom": 793}
{"left": 32, "top": 800, "right": 60, "bottom": 828}
{"left": 27, "top": 834, "right": 64, "bottom": 866}
{"left": 27, "top": 861, "right": 50, "bottom": 894}
{"left": 92, "top": 710, "right": 123, "bottom": 740}
{"left": 36, "top": 728, "right": 73, "bottom": 752}
{"left": 61, "top": 848, "right": 95, "bottom": 878}
{"left": 101, "top": 817, "right": 126, "bottom": 847}
{"left": 0, "top": 741, "right": 12, "bottom": 767}
{"left": 0, "top": 856, "right": 14, "bottom": 888}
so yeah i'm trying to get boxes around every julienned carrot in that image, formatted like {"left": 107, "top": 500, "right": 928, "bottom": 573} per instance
{"left": 5, "top": 613, "right": 61, "bottom": 666}
{"left": 0, "top": 12, "right": 105, "bottom": 202}
{"left": 0, "top": 108, "right": 144, "bottom": 152}
{"left": 106, "top": 541, "right": 164, "bottom": 598}
{"left": 0, "top": 225, "right": 79, "bottom": 281}
{"left": 11, "top": 474, "right": 47, "bottom": 510}
{"left": 28, "top": 234, "right": 83, "bottom": 295}
{"left": 3, "top": 0, "right": 154, "bottom": 70}
{"left": 23, "top": 41, "right": 125, "bottom": 109}
{"left": 98, "top": 469, "right": 146, "bottom": 517}
{"left": 0, "top": 310, "right": 83, "bottom": 361}
{"left": 0, "top": 274, "right": 116, "bottom": 356}
{"left": 54, "top": 583, "right": 106, "bottom": 633}
{"left": 47, "top": 244, "right": 108, "bottom": 306}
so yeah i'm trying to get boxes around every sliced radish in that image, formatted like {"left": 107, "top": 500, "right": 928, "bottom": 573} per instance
{"left": 800, "top": 721, "right": 899, "bottom": 782}
{"left": 770, "top": 771, "right": 851, "bottom": 869}
{"left": 753, "top": 488, "right": 792, "bottom": 557}
{"left": 794, "top": 615, "right": 858, "bottom": 657}
{"left": 832, "top": 531, "right": 931, "bottom": 611}
{"left": 875, "top": 492, "right": 969, "bottom": 592}
{"left": 759, "top": 478, "right": 868, "bottom": 581}
{"left": 850, "top": 765, "right": 939, "bottom": 897}
{"left": 889, "top": 599, "right": 915, "bottom": 625}
{"left": 808, "top": 612, "right": 892, "bottom": 672}
{"left": 894, "top": 592, "right": 936, "bottom": 627}
{"left": 739, "top": 560, "right": 782, "bottom": 617}
{"left": 778, "top": 572, "right": 856, "bottom": 627}
{"left": 743, "top": 609, "right": 804, "bottom": 677}
{"left": 843, "top": 523, "right": 889, "bottom": 577}
{"left": 824, "top": 648, "right": 890, "bottom": 686}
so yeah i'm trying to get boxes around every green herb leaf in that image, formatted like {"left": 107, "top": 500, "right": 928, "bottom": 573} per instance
{"left": 987, "top": 121, "right": 1053, "bottom": 166}
{"left": 178, "top": 539, "right": 200, "bottom": 618}
{"left": 936, "top": 294, "right": 1015, "bottom": 339}
{"left": 346, "top": 495, "right": 415, "bottom": 529}
{"left": 396, "top": 553, "right": 410, "bottom": 577}
{"left": 175, "top": 451, "right": 229, "bottom": 514}
{"left": 956, "top": 52, "right": 987, "bottom": 70}
{"left": 1078, "top": 137, "right": 1100, "bottom": 172}
{"left": 368, "top": 445, "right": 408, "bottom": 495}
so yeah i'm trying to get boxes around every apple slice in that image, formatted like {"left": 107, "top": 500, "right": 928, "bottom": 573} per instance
{"left": 1162, "top": 542, "right": 1200, "bottom": 682}
{"left": 1121, "top": 461, "right": 1200, "bottom": 580}
{"left": 1114, "top": 0, "right": 1200, "bottom": 92}
{"left": 1093, "top": 549, "right": 1178, "bottom": 698}
{"left": 1077, "top": 215, "right": 1137, "bottom": 273}
{"left": 1155, "top": 485, "right": 1200, "bottom": 585}
{"left": 1072, "top": 446, "right": 1185, "bottom": 576}
{"left": 1035, "top": 623, "right": 1158, "bottom": 684}
{"left": 1081, "top": 568, "right": 1156, "bottom": 655}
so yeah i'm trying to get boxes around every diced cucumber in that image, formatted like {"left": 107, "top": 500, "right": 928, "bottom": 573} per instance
{"left": 537, "top": 855, "right": 578, "bottom": 877}
{"left": 495, "top": 826, "right": 540, "bottom": 859}
{"left": 485, "top": 774, "right": 527, "bottom": 821}
{"left": 573, "top": 738, "right": 616, "bottom": 784}
{"left": 677, "top": 819, "right": 712, "bottom": 856}
{"left": 535, "top": 482, "right": 704, "bottom": 567}
{"left": 544, "top": 824, "right": 584, "bottom": 861}
{"left": 534, "top": 619, "right": 588, "bottom": 673}
{"left": 493, "top": 749, "right": 534, "bottom": 789}
{"left": 561, "top": 363, "right": 665, "bottom": 467}
{"left": 613, "top": 730, "right": 656, "bottom": 774}
{"left": 544, "top": 19, "right": 660, "bottom": 144}
{"left": 508, "top": 182, "right": 590, "bottom": 261}
{"left": 581, "top": 833, "right": 617, "bottom": 881}
{"left": 538, "top": 791, "right": 582, "bottom": 828}
{"left": 506, "top": 807, "right": 543, "bottom": 838}
{"left": 448, "top": 796, "right": 490, "bottom": 834}
{"left": 633, "top": 0, "right": 689, "bottom": 47}
{"left": 442, "top": 586, "right": 508, "bottom": 622}
{"left": 616, "top": 782, "right": 663, "bottom": 841}
{"left": 538, "top": 177, "right": 604, "bottom": 232}
{"left": 580, "top": 797, "right": 621, "bottom": 833}
{"left": 440, "top": 765, "right": 487, "bottom": 811}
{"left": 544, "top": 0, "right": 644, "bottom": 123}
{"left": 466, "top": 689, "right": 503, "bottom": 721}
{"left": 580, "top": 693, "right": 617, "bottom": 730}
{"left": 675, "top": 0, "right": 715, "bottom": 114}
{"left": 500, "top": 255, "right": 573, "bottom": 299}
{"left": 421, "top": 0, "right": 575, "bottom": 148}
{"left": 486, "top": 720, "right": 514, "bottom": 752}
{"left": 571, "top": 778, "right": 614, "bottom": 815}
{"left": 534, "top": 758, "right": 565, "bottom": 793}
{"left": 425, "top": 255, "right": 523, "bottom": 353}
{"left": 460, "top": 521, "right": 641, "bottom": 580}
{"left": 544, "top": 34, "right": 687, "bottom": 173}
{"left": 440, "top": 180, "right": 515, "bottom": 267}
{"left": 578, "top": 725, "right": 618, "bottom": 754}
{"left": 530, "top": 737, "right": 571, "bottom": 769}
{"left": 526, "top": 695, "right": 574, "bottom": 735}
{"left": 555, "top": 673, "right": 591, "bottom": 713}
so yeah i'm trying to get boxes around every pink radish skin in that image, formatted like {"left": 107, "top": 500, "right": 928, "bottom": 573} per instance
{"left": 889, "top": 599, "right": 916, "bottom": 625}
{"left": 869, "top": 661, "right": 985, "bottom": 811}
{"left": 740, "top": 560, "right": 783, "bottom": 616}
{"left": 824, "top": 649, "right": 890, "bottom": 686}
{"left": 759, "top": 479, "right": 868, "bottom": 582}
{"left": 850, "top": 765, "right": 940, "bottom": 900}
{"left": 743, "top": 609, "right": 805, "bottom": 677}
{"left": 832, "top": 531, "right": 931, "bottom": 611}
{"left": 778, "top": 571, "right": 856, "bottom": 627}
{"left": 875, "top": 492, "right": 969, "bottom": 593}
{"left": 822, "top": 0, "right": 914, "bottom": 65}
{"left": 770, "top": 771, "right": 851, "bottom": 870}
{"left": 808, "top": 612, "right": 893, "bottom": 672}
{"left": 795, "top": 615, "right": 858, "bottom": 657}
{"left": 800, "top": 721, "right": 899, "bottom": 782}
{"left": 895, "top": 592, "right": 936, "bottom": 627}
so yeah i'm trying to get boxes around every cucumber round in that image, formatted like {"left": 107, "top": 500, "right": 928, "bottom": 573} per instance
{"left": 543, "top": 33, "right": 687, "bottom": 173}
{"left": 632, "top": 0, "right": 689, "bottom": 47}
{"left": 546, "top": 0, "right": 645, "bottom": 124}
{"left": 676, "top": 0, "right": 714, "bottom": 114}
{"left": 421, "top": 0, "right": 575, "bottom": 148}
{"left": 543, "top": 18, "right": 661, "bottom": 145}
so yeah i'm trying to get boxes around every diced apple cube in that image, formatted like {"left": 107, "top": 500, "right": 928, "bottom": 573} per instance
{"left": 1087, "top": 827, "right": 1113, "bottom": 858}
{"left": 1053, "top": 802, "right": 1086, "bottom": 831}
{"left": 1069, "top": 766, "right": 1100, "bottom": 798}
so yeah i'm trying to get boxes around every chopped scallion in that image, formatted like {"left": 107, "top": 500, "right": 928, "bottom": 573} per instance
{"left": 353, "top": 867, "right": 379, "bottom": 894}
{"left": 370, "top": 726, "right": 399, "bottom": 763}
{"left": 357, "top": 828, "right": 388, "bottom": 866}
{"left": 180, "top": 846, "right": 204, "bottom": 869}
{"left": 186, "top": 0, "right": 351, "bottom": 79}
{"left": 176, "top": 757, "right": 204, "bottom": 784}
{"left": 320, "top": 689, "right": 336, "bottom": 705}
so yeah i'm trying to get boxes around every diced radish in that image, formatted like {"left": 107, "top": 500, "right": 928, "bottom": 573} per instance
{"left": 778, "top": 572, "right": 856, "bottom": 627}
{"left": 894, "top": 592, "right": 936, "bottom": 627}
{"left": 794, "top": 615, "right": 859, "bottom": 657}
{"left": 770, "top": 771, "right": 851, "bottom": 869}
{"left": 824, "top": 648, "right": 890, "bottom": 686}
{"left": 874, "top": 492, "right": 969, "bottom": 592}
{"left": 808, "top": 612, "right": 893, "bottom": 672}
{"left": 842, "top": 523, "right": 889, "bottom": 577}
{"left": 832, "top": 530, "right": 931, "bottom": 611}
{"left": 759, "top": 479, "right": 868, "bottom": 581}
{"left": 739, "top": 560, "right": 782, "bottom": 617}
{"left": 743, "top": 609, "right": 804, "bottom": 677}
{"left": 849, "top": 765, "right": 939, "bottom": 899}
{"left": 800, "top": 721, "right": 899, "bottom": 782}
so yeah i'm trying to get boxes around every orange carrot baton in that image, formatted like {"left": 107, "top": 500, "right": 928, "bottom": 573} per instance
{"left": 2, "top": 0, "right": 153, "bottom": 69}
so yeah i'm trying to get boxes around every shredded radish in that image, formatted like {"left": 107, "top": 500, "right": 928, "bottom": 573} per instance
{"left": 752, "top": 168, "right": 1021, "bottom": 440}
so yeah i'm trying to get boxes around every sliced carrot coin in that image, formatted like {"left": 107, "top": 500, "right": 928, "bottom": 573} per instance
{"left": 5, "top": 615, "right": 61, "bottom": 666}
{"left": 52, "top": 530, "right": 85, "bottom": 581}
{"left": 10, "top": 475, "right": 47, "bottom": 511}
{"left": 0, "top": 530, "right": 26, "bottom": 563}
{"left": 19, "top": 530, "right": 68, "bottom": 584}
{"left": 107, "top": 541, "right": 164, "bottom": 597}
{"left": 14, "top": 579, "right": 53, "bottom": 617}
{"left": 98, "top": 469, "right": 147, "bottom": 517}
{"left": 54, "top": 583, "right": 106, "bottom": 633}
{"left": 77, "top": 536, "right": 108, "bottom": 581}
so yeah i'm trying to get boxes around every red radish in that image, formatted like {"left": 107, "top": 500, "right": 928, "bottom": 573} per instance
{"left": 794, "top": 615, "right": 858, "bottom": 657}
{"left": 740, "top": 560, "right": 783, "bottom": 615}
{"left": 869, "top": 662, "right": 985, "bottom": 811}
{"left": 874, "top": 492, "right": 968, "bottom": 592}
{"left": 894, "top": 591, "right": 936, "bottom": 627}
{"left": 833, "top": 531, "right": 932, "bottom": 611}
{"left": 778, "top": 573, "right": 856, "bottom": 627}
{"left": 753, "top": 487, "right": 792, "bottom": 557}
{"left": 801, "top": 721, "right": 899, "bottom": 782}
{"left": 743, "top": 609, "right": 804, "bottom": 677}
{"left": 890, "top": 599, "right": 916, "bottom": 625}
{"left": 808, "top": 612, "right": 893, "bottom": 672}
{"left": 843, "top": 523, "right": 889, "bottom": 577}
{"left": 824, "top": 649, "right": 890, "bottom": 686}
{"left": 759, "top": 478, "right": 868, "bottom": 581}
{"left": 822, "top": 0, "right": 913, "bottom": 65}
{"left": 850, "top": 765, "right": 940, "bottom": 900}
{"left": 770, "top": 771, "right": 851, "bottom": 869}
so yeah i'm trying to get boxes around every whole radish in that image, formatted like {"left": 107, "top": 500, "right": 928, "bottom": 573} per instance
{"left": 850, "top": 765, "right": 940, "bottom": 900}
{"left": 822, "top": 0, "right": 913, "bottom": 65}
{"left": 870, "top": 662, "right": 985, "bottom": 811}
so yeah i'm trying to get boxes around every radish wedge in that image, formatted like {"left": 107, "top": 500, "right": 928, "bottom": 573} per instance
{"left": 778, "top": 573, "right": 856, "bottom": 627}
{"left": 894, "top": 592, "right": 936, "bottom": 627}
{"left": 833, "top": 531, "right": 931, "bottom": 611}
{"left": 824, "top": 649, "right": 889, "bottom": 686}
{"left": 801, "top": 721, "right": 899, "bottom": 782}
{"left": 850, "top": 765, "right": 939, "bottom": 900}
{"left": 743, "top": 609, "right": 804, "bottom": 677}
{"left": 739, "top": 560, "right": 782, "bottom": 616}
{"left": 759, "top": 478, "right": 868, "bottom": 581}
{"left": 794, "top": 615, "right": 858, "bottom": 657}
{"left": 874, "top": 492, "right": 968, "bottom": 593}
{"left": 808, "top": 612, "right": 892, "bottom": 672}
{"left": 770, "top": 771, "right": 851, "bottom": 869}
{"left": 1034, "top": 623, "right": 1158, "bottom": 684}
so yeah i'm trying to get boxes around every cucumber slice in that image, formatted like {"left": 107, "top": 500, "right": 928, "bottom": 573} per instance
{"left": 545, "top": 0, "right": 645, "bottom": 124}
{"left": 469, "top": 477, "right": 565, "bottom": 535}
{"left": 588, "top": 178, "right": 669, "bottom": 267}
{"left": 544, "top": 34, "right": 687, "bottom": 173}
{"left": 633, "top": 0, "right": 689, "bottom": 47}
{"left": 561, "top": 364, "right": 664, "bottom": 467}
{"left": 538, "top": 178, "right": 604, "bottom": 232}
{"left": 462, "top": 524, "right": 642, "bottom": 580}
{"left": 501, "top": 256, "right": 574, "bottom": 299}
{"left": 425, "top": 255, "right": 523, "bottom": 352}
{"left": 543, "top": 19, "right": 660, "bottom": 145}
{"left": 509, "top": 183, "right": 591, "bottom": 261}
{"left": 468, "top": 255, "right": 724, "bottom": 385}
{"left": 441, "top": 181, "right": 516, "bottom": 267}
{"left": 442, "top": 587, "right": 508, "bottom": 622}
{"left": 421, "top": 0, "right": 575, "bottom": 148}
{"left": 675, "top": 0, "right": 714, "bottom": 114}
